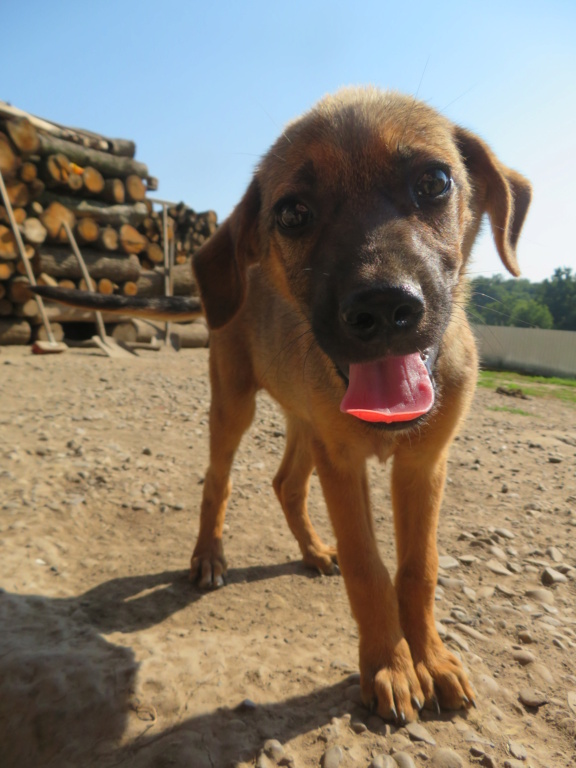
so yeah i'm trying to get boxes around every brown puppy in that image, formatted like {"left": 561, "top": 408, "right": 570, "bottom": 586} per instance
{"left": 34, "top": 87, "right": 531, "bottom": 722}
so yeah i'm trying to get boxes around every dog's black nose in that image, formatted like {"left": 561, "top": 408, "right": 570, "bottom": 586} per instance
{"left": 339, "top": 284, "right": 424, "bottom": 342}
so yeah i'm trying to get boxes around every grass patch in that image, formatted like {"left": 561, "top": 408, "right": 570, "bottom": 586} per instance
{"left": 478, "top": 370, "right": 576, "bottom": 404}
{"left": 487, "top": 405, "right": 534, "bottom": 417}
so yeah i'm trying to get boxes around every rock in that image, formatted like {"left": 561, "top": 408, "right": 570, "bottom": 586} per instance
{"left": 405, "top": 721, "right": 436, "bottom": 745}
{"left": 486, "top": 558, "right": 512, "bottom": 576}
{"left": 322, "top": 745, "right": 343, "bottom": 768}
{"left": 369, "top": 756, "right": 397, "bottom": 768}
{"left": 508, "top": 741, "right": 527, "bottom": 760}
{"left": 504, "top": 761, "right": 526, "bottom": 768}
{"left": 528, "top": 662, "right": 555, "bottom": 685}
{"left": 517, "top": 629, "right": 534, "bottom": 644}
{"left": 351, "top": 720, "right": 367, "bottom": 734}
{"left": 546, "top": 545, "right": 563, "bottom": 562}
{"left": 512, "top": 649, "right": 535, "bottom": 665}
{"left": 568, "top": 691, "right": 576, "bottom": 715}
{"left": 263, "top": 739, "right": 284, "bottom": 761}
{"left": 476, "top": 586, "right": 495, "bottom": 600}
{"left": 518, "top": 687, "right": 548, "bottom": 708}
{"left": 430, "top": 747, "right": 464, "bottom": 767}
{"left": 439, "top": 555, "right": 460, "bottom": 569}
{"left": 541, "top": 567, "right": 568, "bottom": 585}
{"left": 525, "top": 588, "right": 555, "bottom": 606}
{"left": 392, "top": 753, "right": 417, "bottom": 768}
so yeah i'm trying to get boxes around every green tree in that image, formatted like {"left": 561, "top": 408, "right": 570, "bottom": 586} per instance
{"left": 508, "top": 298, "right": 554, "bottom": 329}
{"left": 540, "top": 268, "right": 576, "bottom": 330}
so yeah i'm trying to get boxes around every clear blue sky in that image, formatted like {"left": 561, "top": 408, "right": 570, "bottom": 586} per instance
{"left": 2, "top": 0, "right": 575, "bottom": 282}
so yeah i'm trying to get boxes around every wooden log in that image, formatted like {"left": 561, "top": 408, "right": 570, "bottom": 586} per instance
{"left": 79, "top": 276, "right": 96, "bottom": 291}
{"left": 125, "top": 174, "right": 146, "bottom": 202}
{"left": 20, "top": 217, "right": 47, "bottom": 245}
{"left": 36, "top": 132, "right": 148, "bottom": 178}
{"left": 135, "top": 264, "right": 196, "bottom": 297}
{"left": 34, "top": 321, "right": 64, "bottom": 342}
{"left": 170, "top": 319, "right": 209, "bottom": 348}
{"left": 0, "top": 224, "right": 18, "bottom": 258}
{"left": 5, "top": 180, "right": 30, "bottom": 207}
{"left": 14, "top": 298, "right": 40, "bottom": 319}
{"left": 4, "top": 118, "right": 40, "bottom": 154}
{"left": 0, "top": 132, "right": 20, "bottom": 179}
{"left": 145, "top": 176, "right": 159, "bottom": 192}
{"left": 58, "top": 279, "right": 76, "bottom": 290}
{"left": 83, "top": 166, "right": 105, "bottom": 196}
{"left": 119, "top": 223, "right": 147, "bottom": 254}
{"left": 75, "top": 217, "right": 99, "bottom": 244}
{"left": 0, "top": 281, "right": 5, "bottom": 298}
{"left": 37, "top": 247, "right": 141, "bottom": 281}
{"left": 0, "top": 318, "right": 31, "bottom": 345}
{"left": 28, "top": 179, "right": 45, "bottom": 198}
{"left": 43, "top": 153, "right": 71, "bottom": 185}
{"left": 0, "top": 261, "right": 15, "bottom": 279}
{"left": 41, "top": 304, "right": 131, "bottom": 324}
{"left": 37, "top": 272, "right": 58, "bottom": 287}
{"left": 97, "top": 278, "right": 116, "bottom": 295}
{"left": 0, "top": 297, "right": 13, "bottom": 316}
{"left": 16, "top": 248, "right": 39, "bottom": 275}
{"left": 20, "top": 161, "right": 37, "bottom": 182}
{"left": 145, "top": 241, "right": 164, "bottom": 264}
{"left": 108, "top": 138, "right": 136, "bottom": 158}
{"left": 109, "top": 320, "right": 138, "bottom": 343}
{"left": 97, "top": 226, "right": 119, "bottom": 251}
{"left": 102, "top": 178, "right": 125, "bottom": 204}
{"left": 0, "top": 205, "right": 26, "bottom": 225}
{"left": 9, "top": 275, "right": 32, "bottom": 303}
{"left": 67, "top": 172, "right": 83, "bottom": 192}
{"left": 122, "top": 280, "right": 138, "bottom": 296}
{"left": 29, "top": 200, "right": 43, "bottom": 216}
{"left": 38, "top": 192, "right": 148, "bottom": 227}
{"left": 41, "top": 201, "right": 75, "bottom": 242}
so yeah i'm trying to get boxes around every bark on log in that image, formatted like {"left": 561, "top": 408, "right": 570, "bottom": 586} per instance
{"left": 37, "top": 132, "right": 148, "bottom": 178}
{"left": 38, "top": 193, "right": 148, "bottom": 227}
{"left": 0, "top": 132, "right": 20, "bottom": 178}
{"left": 119, "top": 223, "right": 147, "bottom": 254}
{"left": 37, "top": 247, "right": 141, "bottom": 281}
{"left": 102, "top": 178, "right": 125, "bottom": 204}
{"left": 135, "top": 264, "right": 196, "bottom": 297}
{"left": 0, "top": 318, "right": 31, "bottom": 345}
{"left": 97, "top": 226, "right": 119, "bottom": 251}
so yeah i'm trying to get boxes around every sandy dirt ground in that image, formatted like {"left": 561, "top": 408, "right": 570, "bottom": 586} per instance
{"left": 0, "top": 345, "right": 575, "bottom": 768}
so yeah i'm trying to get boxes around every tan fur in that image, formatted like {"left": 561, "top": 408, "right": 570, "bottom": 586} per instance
{"left": 35, "top": 87, "right": 531, "bottom": 721}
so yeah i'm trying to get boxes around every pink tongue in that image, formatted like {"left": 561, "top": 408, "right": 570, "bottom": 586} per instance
{"left": 340, "top": 353, "right": 434, "bottom": 423}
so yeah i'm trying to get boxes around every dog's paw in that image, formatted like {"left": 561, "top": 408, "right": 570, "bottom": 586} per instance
{"left": 190, "top": 546, "right": 227, "bottom": 589}
{"left": 303, "top": 544, "right": 339, "bottom": 575}
{"left": 360, "top": 637, "right": 424, "bottom": 723}
{"left": 411, "top": 640, "right": 476, "bottom": 713}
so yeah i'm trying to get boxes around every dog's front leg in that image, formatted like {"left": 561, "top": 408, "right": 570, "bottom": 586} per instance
{"left": 313, "top": 441, "right": 424, "bottom": 722}
{"left": 392, "top": 444, "right": 476, "bottom": 711}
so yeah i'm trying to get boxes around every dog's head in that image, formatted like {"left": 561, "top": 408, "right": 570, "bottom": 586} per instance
{"left": 194, "top": 87, "right": 531, "bottom": 425}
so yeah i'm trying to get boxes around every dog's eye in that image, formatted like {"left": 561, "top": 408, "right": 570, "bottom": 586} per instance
{"left": 415, "top": 169, "right": 452, "bottom": 200}
{"left": 276, "top": 201, "right": 312, "bottom": 231}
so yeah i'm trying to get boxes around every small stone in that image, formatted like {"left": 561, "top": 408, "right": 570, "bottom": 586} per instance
{"left": 392, "top": 753, "right": 417, "bottom": 768}
{"left": 263, "top": 739, "right": 284, "bottom": 761}
{"left": 517, "top": 630, "right": 534, "bottom": 644}
{"left": 322, "top": 745, "right": 343, "bottom": 768}
{"left": 508, "top": 741, "right": 527, "bottom": 760}
{"left": 487, "top": 558, "right": 512, "bottom": 576}
{"left": 459, "top": 554, "right": 478, "bottom": 565}
{"left": 504, "top": 761, "right": 526, "bottom": 768}
{"left": 525, "top": 588, "right": 555, "bottom": 606}
{"left": 495, "top": 527, "right": 515, "bottom": 539}
{"left": 480, "top": 755, "right": 497, "bottom": 768}
{"left": 476, "top": 586, "right": 495, "bottom": 600}
{"left": 369, "top": 756, "right": 396, "bottom": 768}
{"left": 236, "top": 698, "right": 257, "bottom": 711}
{"left": 528, "top": 662, "right": 555, "bottom": 685}
{"left": 567, "top": 691, "right": 576, "bottom": 715}
{"left": 351, "top": 720, "right": 367, "bottom": 734}
{"left": 546, "top": 546, "right": 563, "bottom": 562}
{"left": 518, "top": 687, "right": 548, "bottom": 708}
{"left": 439, "top": 555, "right": 460, "bottom": 569}
{"left": 512, "top": 649, "right": 535, "bottom": 665}
{"left": 430, "top": 747, "right": 464, "bottom": 767}
{"left": 541, "top": 567, "right": 568, "bottom": 585}
{"left": 142, "top": 446, "right": 152, "bottom": 455}
{"left": 405, "top": 721, "right": 436, "bottom": 745}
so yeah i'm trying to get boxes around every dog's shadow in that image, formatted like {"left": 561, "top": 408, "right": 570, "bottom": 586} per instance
{"left": 1, "top": 562, "right": 375, "bottom": 767}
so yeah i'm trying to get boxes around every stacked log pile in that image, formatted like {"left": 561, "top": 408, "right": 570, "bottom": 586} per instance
{"left": 0, "top": 101, "right": 216, "bottom": 345}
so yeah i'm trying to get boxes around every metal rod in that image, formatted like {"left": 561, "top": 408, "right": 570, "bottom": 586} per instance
{"left": 0, "top": 167, "right": 57, "bottom": 345}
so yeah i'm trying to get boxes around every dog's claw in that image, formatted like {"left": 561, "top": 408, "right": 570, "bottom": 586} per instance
{"left": 412, "top": 695, "right": 423, "bottom": 711}
{"left": 398, "top": 711, "right": 406, "bottom": 725}
{"left": 390, "top": 705, "right": 398, "bottom": 721}
{"left": 431, "top": 695, "right": 441, "bottom": 715}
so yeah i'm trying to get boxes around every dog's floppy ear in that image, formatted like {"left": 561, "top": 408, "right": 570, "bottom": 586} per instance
{"left": 193, "top": 177, "right": 261, "bottom": 329}
{"left": 455, "top": 128, "right": 532, "bottom": 277}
